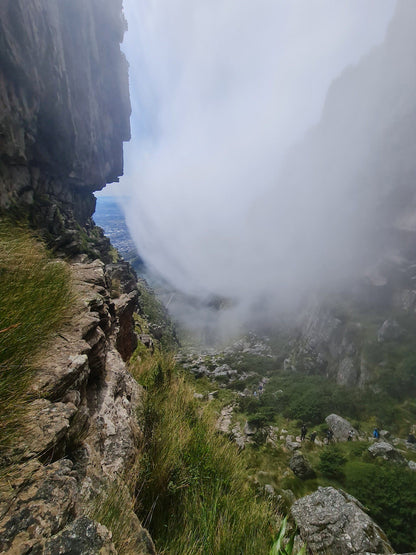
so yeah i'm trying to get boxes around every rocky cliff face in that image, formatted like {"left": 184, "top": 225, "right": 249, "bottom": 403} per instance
{"left": 0, "top": 259, "right": 155, "bottom": 554}
{"left": 0, "top": 0, "right": 130, "bottom": 257}
{"left": 0, "top": 2, "right": 157, "bottom": 553}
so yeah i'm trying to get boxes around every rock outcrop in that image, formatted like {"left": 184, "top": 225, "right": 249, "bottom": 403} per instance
{"left": 0, "top": 2, "right": 157, "bottom": 552}
{"left": 0, "top": 260, "right": 155, "bottom": 554}
{"left": 291, "top": 486, "right": 394, "bottom": 554}
{"left": 40, "top": 517, "right": 117, "bottom": 555}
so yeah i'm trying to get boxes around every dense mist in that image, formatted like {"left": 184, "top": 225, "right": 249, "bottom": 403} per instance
{"left": 115, "top": 0, "right": 416, "bottom": 333}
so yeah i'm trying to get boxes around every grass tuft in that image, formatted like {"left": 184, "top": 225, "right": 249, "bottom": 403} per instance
{"left": 88, "top": 476, "right": 141, "bottom": 554}
{"left": 0, "top": 219, "right": 72, "bottom": 453}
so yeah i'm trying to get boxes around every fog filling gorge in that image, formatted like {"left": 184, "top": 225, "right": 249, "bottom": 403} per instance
{"left": 117, "top": 0, "right": 401, "bottom": 335}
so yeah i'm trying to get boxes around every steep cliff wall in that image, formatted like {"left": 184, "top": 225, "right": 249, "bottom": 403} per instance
{"left": 0, "top": 2, "right": 157, "bottom": 553}
{"left": 274, "top": 0, "right": 416, "bottom": 271}
{"left": 280, "top": 2, "right": 416, "bottom": 387}
{"left": 0, "top": 0, "right": 130, "bottom": 256}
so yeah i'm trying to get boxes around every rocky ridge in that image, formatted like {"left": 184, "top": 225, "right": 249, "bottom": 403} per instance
{"left": 0, "top": 1, "right": 157, "bottom": 552}
{"left": 0, "top": 258, "right": 155, "bottom": 554}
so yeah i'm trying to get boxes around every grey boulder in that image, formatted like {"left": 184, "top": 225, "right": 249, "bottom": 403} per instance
{"left": 325, "top": 414, "right": 357, "bottom": 442}
{"left": 291, "top": 486, "right": 393, "bottom": 554}
{"left": 289, "top": 451, "right": 315, "bottom": 480}
{"left": 368, "top": 441, "right": 407, "bottom": 465}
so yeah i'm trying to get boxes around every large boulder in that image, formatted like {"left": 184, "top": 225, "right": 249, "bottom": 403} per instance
{"left": 368, "top": 441, "right": 407, "bottom": 465}
{"left": 289, "top": 452, "right": 315, "bottom": 480}
{"left": 325, "top": 414, "right": 357, "bottom": 442}
{"left": 291, "top": 487, "right": 394, "bottom": 554}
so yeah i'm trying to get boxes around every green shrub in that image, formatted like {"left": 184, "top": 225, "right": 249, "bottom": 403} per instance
{"left": 345, "top": 461, "right": 416, "bottom": 552}
{"left": 236, "top": 368, "right": 412, "bottom": 433}
{"left": 222, "top": 353, "right": 276, "bottom": 375}
{"left": 242, "top": 373, "right": 361, "bottom": 426}
{"left": 318, "top": 447, "right": 347, "bottom": 480}
{"left": 238, "top": 395, "right": 261, "bottom": 414}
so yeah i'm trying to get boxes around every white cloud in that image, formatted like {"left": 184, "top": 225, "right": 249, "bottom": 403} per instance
{"left": 118, "top": 0, "right": 397, "bottom": 323}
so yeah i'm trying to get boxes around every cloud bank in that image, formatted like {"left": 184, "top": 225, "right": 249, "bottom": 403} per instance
{"left": 119, "top": 1, "right": 398, "bottom": 327}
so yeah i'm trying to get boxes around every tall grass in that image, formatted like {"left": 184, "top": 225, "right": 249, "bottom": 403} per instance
{"left": 0, "top": 219, "right": 72, "bottom": 452}
{"left": 130, "top": 352, "right": 280, "bottom": 554}
{"left": 88, "top": 477, "right": 142, "bottom": 554}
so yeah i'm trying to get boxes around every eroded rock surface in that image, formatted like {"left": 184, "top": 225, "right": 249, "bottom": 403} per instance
{"left": 0, "top": 261, "right": 154, "bottom": 554}
{"left": 0, "top": 460, "right": 78, "bottom": 553}
{"left": 39, "top": 517, "right": 117, "bottom": 555}
{"left": 216, "top": 404, "right": 235, "bottom": 434}
{"left": 0, "top": 0, "right": 131, "bottom": 260}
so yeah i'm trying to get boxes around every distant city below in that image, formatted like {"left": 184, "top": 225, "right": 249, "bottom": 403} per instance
{"left": 94, "top": 196, "right": 143, "bottom": 270}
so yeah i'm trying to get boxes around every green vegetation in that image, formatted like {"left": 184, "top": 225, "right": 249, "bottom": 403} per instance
{"left": 136, "top": 278, "right": 177, "bottom": 350}
{"left": 318, "top": 446, "right": 347, "bottom": 480}
{"left": 206, "top": 348, "right": 414, "bottom": 552}
{"left": 0, "top": 219, "right": 72, "bottom": 452}
{"left": 234, "top": 368, "right": 415, "bottom": 435}
{"left": 345, "top": 461, "right": 416, "bottom": 552}
{"left": 237, "top": 373, "right": 360, "bottom": 428}
{"left": 130, "top": 351, "right": 280, "bottom": 555}
{"left": 222, "top": 352, "right": 277, "bottom": 375}
{"left": 364, "top": 315, "right": 416, "bottom": 403}
{"left": 270, "top": 516, "right": 305, "bottom": 555}
{"left": 241, "top": 435, "right": 416, "bottom": 552}
{"left": 88, "top": 477, "right": 140, "bottom": 554}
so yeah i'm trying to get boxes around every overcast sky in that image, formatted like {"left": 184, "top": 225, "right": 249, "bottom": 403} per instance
{"left": 104, "top": 1, "right": 398, "bottom": 325}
